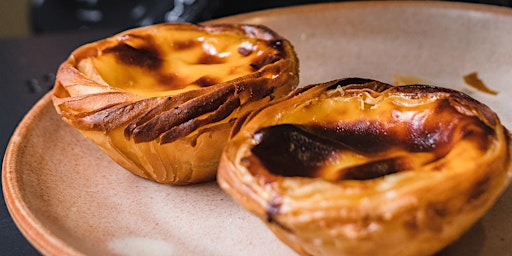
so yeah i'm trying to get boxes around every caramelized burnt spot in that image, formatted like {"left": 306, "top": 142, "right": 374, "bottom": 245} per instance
{"left": 250, "top": 101, "right": 495, "bottom": 181}
{"left": 250, "top": 54, "right": 282, "bottom": 71}
{"left": 249, "top": 40, "right": 284, "bottom": 71}
{"left": 305, "top": 121, "right": 398, "bottom": 154}
{"left": 193, "top": 76, "right": 220, "bottom": 87}
{"left": 103, "top": 42, "right": 163, "bottom": 70}
{"left": 126, "top": 85, "right": 239, "bottom": 143}
{"left": 250, "top": 124, "right": 412, "bottom": 181}
{"left": 269, "top": 40, "right": 286, "bottom": 54}
{"left": 338, "top": 157, "right": 412, "bottom": 180}
{"left": 326, "top": 78, "right": 381, "bottom": 90}
{"left": 251, "top": 124, "right": 340, "bottom": 178}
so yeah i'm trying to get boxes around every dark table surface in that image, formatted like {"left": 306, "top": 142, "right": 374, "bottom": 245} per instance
{"left": 2, "top": 1, "right": 512, "bottom": 255}
{"left": 0, "top": 28, "right": 122, "bottom": 256}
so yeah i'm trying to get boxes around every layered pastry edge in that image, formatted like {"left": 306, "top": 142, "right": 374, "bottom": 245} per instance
{"left": 218, "top": 78, "right": 512, "bottom": 256}
{"left": 51, "top": 22, "right": 299, "bottom": 184}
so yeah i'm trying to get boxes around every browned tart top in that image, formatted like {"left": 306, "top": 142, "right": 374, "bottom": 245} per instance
{"left": 52, "top": 23, "right": 299, "bottom": 144}
{"left": 234, "top": 78, "right": 508, "bottom": 182}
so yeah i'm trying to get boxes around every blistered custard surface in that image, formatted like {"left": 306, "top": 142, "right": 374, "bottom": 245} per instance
{"left": 53, "top": 23, "right": 298, "bottom": 137}
{"left": 218, "top": 78, "right": 511, "bottom": 256}
{"left": 52, "top": 23, "right": 299, "bottom": 184}
{"left": 84, "top": 27, "right": 285, "bottom": 97}
{"left": 247, "top": 82, "right": 496, "bottom": 182}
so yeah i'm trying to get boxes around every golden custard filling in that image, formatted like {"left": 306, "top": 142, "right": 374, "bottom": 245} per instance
{"left": 83, "top": 29, "right": 283, "bottom": 97}
{"left": 217, "top": 79, "right": 510, "bottom": 256}
{"left": 249, "top": 100, "right": 491, "bottom": 181}
{"left": 52, "top": 23, "right": 299, "bottom": 184}
{"left": 243, "top": 81, "right": 497, "bottom": 182}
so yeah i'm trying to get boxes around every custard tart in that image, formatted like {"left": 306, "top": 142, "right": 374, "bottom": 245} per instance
{"left": 217, "top": 78, "right": 511, "bottom": 256}
{"left": 52, "top": 23, "right": 299, "bottom": 184}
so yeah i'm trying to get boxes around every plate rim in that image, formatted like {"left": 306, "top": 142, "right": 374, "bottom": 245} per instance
{"left": 210, "top": 0, "right": 512, "bottom": 24}
{"left": 3, "top": 1, "right": 512, "bottom": 255}
{"left": 2, "top": 93, "right": 84, "bottom": 256}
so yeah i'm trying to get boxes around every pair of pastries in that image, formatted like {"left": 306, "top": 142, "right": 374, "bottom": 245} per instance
{"left": 52, "top": 23, "right": 299, "bottom": 185}
{"left": 53, "top": 23, "right": 511, "bottom": 255}
{"left": 217, "top": 78, "right": 512, "bottom": 255}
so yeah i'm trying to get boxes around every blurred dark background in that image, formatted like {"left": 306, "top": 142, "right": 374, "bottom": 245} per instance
{"left": 29, "top": 0, "right": 340, "bottom": 34}
{"left": 27, "top": 0, "right": 512, "bottom": 35}
{"left": 0, "top": 0, "right": 511, "bottom": 38}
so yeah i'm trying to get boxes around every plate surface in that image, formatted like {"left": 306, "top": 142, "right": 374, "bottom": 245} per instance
{"left": 3, "top": 1, "right": 512, "bottom": 255}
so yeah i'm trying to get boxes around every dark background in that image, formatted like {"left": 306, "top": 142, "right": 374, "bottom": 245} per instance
{"left": 2, "top": 1, "right": 512, "bottom": 255}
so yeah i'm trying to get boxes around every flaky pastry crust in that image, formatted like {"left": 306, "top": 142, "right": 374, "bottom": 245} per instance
{"left": 217, "top": 78, "right": 512, "bottom": 255}
{"left": 52, "top": 23, "right": 299, "bottom": 184}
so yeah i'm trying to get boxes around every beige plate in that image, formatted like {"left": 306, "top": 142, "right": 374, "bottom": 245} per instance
{"left": 3, "top": 1, "right": 512, "bottom": 255}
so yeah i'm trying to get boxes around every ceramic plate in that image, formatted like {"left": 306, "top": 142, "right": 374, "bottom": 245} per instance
{"left": 3, "top": 1, "right": 512, "bottom": 255}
